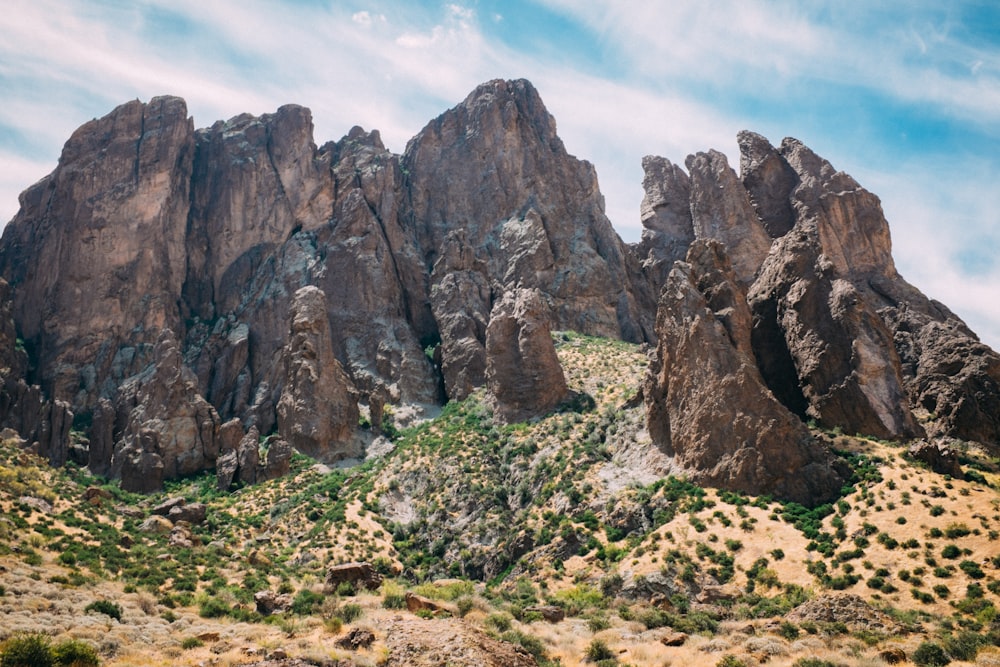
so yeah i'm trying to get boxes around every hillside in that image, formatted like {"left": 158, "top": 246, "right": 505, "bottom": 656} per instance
{"left": 3, "top": 334, "right": 1000, "bottom": 666}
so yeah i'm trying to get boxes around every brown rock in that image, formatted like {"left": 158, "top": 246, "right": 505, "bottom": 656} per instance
{"left": 685, "top": 149, "right": 772, "bottom": 285}
{"left": 485, "top": 288, "right": 570, "bottom": 423}
{"left": 0, "top": 96, "right": 194, "bottom": 412}
{"left": 151, "top": 496, "right": 187, "bottom": 516}
{"left": 524, "top": 605, "right": 565, "bottom": 623}
{"left": 878, "top": 648, "right": 906, "bottom": 664}
{"left": 139, "top": 515, "right": 173, "bottom": 534}
{"left": 405, "top": 593, "right": 452, "bottom": 615}
{"left": 324, "top": 562, "right": 383, "bottom": 593}
{"left": 646, "top": 239, "right": 846, "bottom": 504}
{"left": 83, "top": 486, "right": 112, "bottom": 506}
{"left": 277, "top": 286, "right": 361, "bottom": 462}
{"left": 404, "top": 78, "right": 654, "bottom": 358}
{"left": 254, "top": 590, "right": 293, "bottom": 616}
{"left": 908, "top": 439, "right": 963, "bottom": 477}
{"left": 748, "top": 226, "right": 921, "bottom": 440}
{"left": 638, "top": 155, "right": 694, "bottom": 288}
{"left": 336, "top": 628, "right": 376, "bottom": 650}
{"left": 737, "top": 130, "right": 799, "bottom": 238}
{"left": 113, "top": 331, "right": 220, "bottom": 492}
{"left": 167, "top": 502, "right": 207, "bottom": 524}
{"left": 660, "top": 632, "right": 688, "bottom": 647}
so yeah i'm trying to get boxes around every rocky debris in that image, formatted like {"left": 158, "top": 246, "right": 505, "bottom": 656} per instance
{"left": 786, "top": 594, "right": 897, "bottom": 633}
{"left": 168, "top": 522, "right": 196, "bottom": 548}
{"left": 151, "top": 497, "right": 187, "bottom": 516}
{"left": 524, "top": 605, "right": 564, "bottom": 623}
{"left": 217, "top": 425, "right": 271, "bottom": 490}
{"left": 907, "top": 439, "right": 964, "bottom": 477}
{"left": 324, "top": 562, "right": 383, "bottom": 593}
{"left": 382, "top": 616, "right": 536, "bottom": 667}
{"left": 167, "top": 502, "right": 207, "bottom": 524}
{"left": 646, "top": 240, "right": 847, "bottom": 504}
{"left": 139, "top": 515, "right": 173, "bottom": 534}
{"left": 336, "top": 628, "right": 376, "bottom": 650}
{"left": 485, "top": 288, "right": 570, "bottom": 423}
{"left": 112, "top": 331, "right": 221, "bottom": 492}
{"left": 748, "top": 226, "right": 921, "bottom": 440}
{"left": 405, "top": 593, "right": 453, "bottom": 615}
{"left": 254, "top": 590, "right": 293, "bottom": 616}
{"left": 660, "top": 632, "right": 688, "bottom": 647}
{"left": 277, "top": 286, "right": 362, "bottom": 462}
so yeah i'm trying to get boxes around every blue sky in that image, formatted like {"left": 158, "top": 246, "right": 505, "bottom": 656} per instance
{"left": 1, "top": 0, "right": 998, "bottom": 348}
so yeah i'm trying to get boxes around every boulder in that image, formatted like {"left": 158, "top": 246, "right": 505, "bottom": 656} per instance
{"left": 151, "top": 497, "right": 187, "bottom": 516}
{"left": 167, "top": 502, "right": 207, "bottom": 524}
{"left": 908, "top": 440, "right": 963, "bottom": 477}
{"left": 524, "top": 605, "right": 565, "bottom": 623}
{"left": 405, "top": 592, "right": 453, "bottom": 614}
{"left": 324, "top": 562, "right": 383, "bottom": 593}
{"left": 336, "top": 628, "right": 376, "bottom": 650}
{"left": 786, "top": 593, "right": 896, "bottom": 633}
{"left": 485, "top": 288, "right": 570, "bottom": 423}
{"left": 254, "top": 590, "right": 293, "bottom": 616}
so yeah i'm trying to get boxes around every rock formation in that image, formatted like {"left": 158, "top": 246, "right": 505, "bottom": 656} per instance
{"left": 485, "top": 288, "right": 570, "bottom": 423}
{"left": 645, "top": 240, "right": 846, "bottom": 504}
{"left": 641, "top": 130, "right": 1000, "bottom": 455}
{"left": 276, "top": 286, "right": 362, "bottom": 462}
{"left": 1, "top": 78, "right": 998, "bottom": 498}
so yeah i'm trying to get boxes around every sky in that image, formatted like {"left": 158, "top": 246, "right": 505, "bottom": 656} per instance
{"left": 1, "top": 0, "right": 998, "bottom": 349}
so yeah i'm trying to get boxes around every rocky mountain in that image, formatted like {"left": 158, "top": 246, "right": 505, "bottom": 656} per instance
{"left": 1, "top": 79, "right": 998, "bottom": 501}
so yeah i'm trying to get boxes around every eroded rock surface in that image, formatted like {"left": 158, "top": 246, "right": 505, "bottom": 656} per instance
{"left": 646, "top": 240, "right": 846, "bottom": 504}
{"left": 277, "top": 286, "right": 362, "bottom": 462}
{"left": 485, "top": 288, "right": 570, "bottom": 424}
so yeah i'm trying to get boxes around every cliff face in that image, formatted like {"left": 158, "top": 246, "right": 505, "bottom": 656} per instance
{"left": 1, "top": 79, "right": 997, "bottom": 498}
{"left": 641, "top": 130, "right": 1000, "bottom": 486}
{"left": 0, "top": 79, "right": 656, "bottom": 490}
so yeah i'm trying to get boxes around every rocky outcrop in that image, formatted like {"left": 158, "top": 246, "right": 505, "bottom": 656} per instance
{"left": 640, "top": 129, "right": 1000, "bottom": 450}
{"left": 0, "top": 96, "right": 194, "bottom": 410}
{"left": 404, "top": 78, "right": 654, "bottom": 349}
{"left": 685, "top": 150, "right": 772, "bottom": 285}
{"left": 907, "top": 439, "right": 964, "bottom": 477}
{"left": 112, "top": 331, "right": 221, "bottom": 492}
{"left": 324, "top": 561, "right": 384, "bottom": 592}
{"left": 277, "top": 286, "right": 362, "bottom": 462}
{"left": 485, "top": 288, "right": 569, "bottom": 423}
{"left": 645, "top": 240, "right": 846, "bottom": 504}
{"left": 748, "top": 226, "right": 921, "bottom": 440}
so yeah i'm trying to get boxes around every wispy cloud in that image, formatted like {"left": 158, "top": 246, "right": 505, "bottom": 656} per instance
{"left": 0, "top": 0, "right": 997, "bottom": 348}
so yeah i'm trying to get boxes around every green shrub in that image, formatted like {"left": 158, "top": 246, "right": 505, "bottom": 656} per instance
{"left": 943, "top": 631, "right": 984, "bottom": 661}
{"left": 290, "top": 589, "right": 324, "bottom": 615}
{"left": 51, "top": 639, "right": 99, "bottom": 667}
{"left": 584, "top": 638, "right": 614, "bottom": 662}
{"left": 792, "top": 659, "right": 841, "bottom": 667}
{"left": 197, "top": 596, "right": 230, "bottom": 618}
{"left": 0, "top": 634, "right": 53, "bottom": 667}
{"left": 180, "top": 637, "right": 203, "bottom": 650}
{"left": 335, "top": 602, "right": 363, "bottom": 623}
{"left": 778, "top": 621, "right": 800, "bottom": 640}
{"left": 501, "top": 630, "right": 546, "bottom": 660}
{"left": 912, "top": 641, "right": 950, "bottom": 666}
{"left": 716, "top": 657, "right": 749, "bottom": 667}
{"left": 485, "top": 613, "right": 512, "bottom": 633}
{"left": 83, "top": 600, "right": 122, "bottom": 621}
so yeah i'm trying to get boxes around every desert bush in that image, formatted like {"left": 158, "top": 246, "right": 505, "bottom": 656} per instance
{"left": 83, "top": 600, "right": 122, "bottom": 621}
{"left": 485, "top": 613, "right": 512, "bottom": 633}
{"left": 942, "top": 630, "right": 984, "bottom": 661}
{"left": 51, "top": 639, "right": 99, "bottom": 667}
{"left": 179, "top": 637, "right": 203, "bottom": 650}
{"left": 1, "top": 634, "right": 53, "bottom": 667}
{"left": 335, "top": 602, "right": 363, "bottom": 623}
{"left": 912, "top": 641, "right": 950, "bottom": 666}
{"left": 584, "top": 638, "right": 614, "bottom": 662}
{"left": 290, "top": 589, "right": 324, "bottom": 615}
